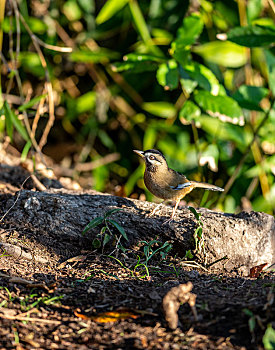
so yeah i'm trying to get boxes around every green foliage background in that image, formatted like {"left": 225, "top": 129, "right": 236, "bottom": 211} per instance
{"left": 1, "top": 0, "right": 275, "bottom": 214}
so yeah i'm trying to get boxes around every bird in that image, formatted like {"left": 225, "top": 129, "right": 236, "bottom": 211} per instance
{"left": 133, "top": 149, "right": 224, "bottom": 223}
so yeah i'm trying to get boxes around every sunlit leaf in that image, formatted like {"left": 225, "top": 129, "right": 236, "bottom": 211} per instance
{"left": 194, "top": 91, "right": 244, "bottom": 125}
{"left": 262, "top": 324, "right": 275, "bottom": 350}
{"left": 96, "top": 0, "right": 129, "bottom": 24}
{"left": 180, "top": 63, "right": 222, "bottom": 95}
{"left": 227, "top": 25, "right": 275, "bottom": 47}
{"left": 179, "top": 100, "right": 201, "bottom": 124}
{"left": 70, "top": 49, "right": 120, "bottom": 64}
{"left": 111, "top": 61, "right": 158, "bottom": 73}
{"left": 18, "top": 94, "right": 47, "bottom": 112}
{"left": 156, "top": 60, "right": 179, "bottom": 90}
{"left": 123, "top": 53, "right": 164, "bottom": 62}
{"left": 232, "top": 85, "right": 269, "bottom": 111}
{"left": 74, "top": 92, "right": 96, "bottom": 114}
{"left": 142, "top": 102, "right": 176, "bottom": 118}
{"left": 4, "top": 101, "right": 29, "bottom": 141}
{"left": 193, "top": 41, "right": 247, "bottom": 68}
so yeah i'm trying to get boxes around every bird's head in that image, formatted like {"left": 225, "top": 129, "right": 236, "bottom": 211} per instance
{"left": 133, "top": 149, "right": 168, "bottom": 172}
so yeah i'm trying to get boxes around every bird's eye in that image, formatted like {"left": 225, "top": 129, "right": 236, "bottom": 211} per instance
{"left": 149, "top": 155, "right": 155, "bottom": 160}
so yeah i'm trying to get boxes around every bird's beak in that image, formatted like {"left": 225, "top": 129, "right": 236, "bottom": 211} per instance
{"left": 133, "top": 150, "right": 145, "bottom": 158}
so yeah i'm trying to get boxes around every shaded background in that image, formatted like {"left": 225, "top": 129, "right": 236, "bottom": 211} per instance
{"left": 1, "top": 0, "right": 275, "bottom": 214}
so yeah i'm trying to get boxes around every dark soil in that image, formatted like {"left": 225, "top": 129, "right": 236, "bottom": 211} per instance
{"left": 0, "top": 164, "right": 274, "bottom": 350}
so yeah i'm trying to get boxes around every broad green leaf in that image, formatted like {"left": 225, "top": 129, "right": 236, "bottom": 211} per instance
{"left": 21, "top": 140, "right": 32, "bottom": 161}
{"left": 4, "top": 101, "right": 29, "bottom": 141}
{"left": 96, "top": 0, "right": 129, "bottom": 24}
{"left": 194, "top": 91, "right": 244, "bottom": 125}
{"left": 193, "top": 41, "right": 247, "bottom": 68}
{"left": 227, "top": 25, "right": 275, "bottom": 47}
{"left": 142, "top": 102, "right": 176, "bottom": 118}
{"left": 181, "top": 62, "right": 221, "bottom": 94}
{"left": 123, "top": 53, "right": 165, "bottom": 62}
{"left": 179, "top": 100, "right": 201, "bottom": 124}
{"left": 199, "top": 144, "right": 219, "bottom": 172}
{"left": 111, "top": 61, "right": 158, "bottom": 73}
{"left": 180, "top": 78, "right": 198, "bottom": 94}
{"left": 156, "top": 60, "right": 179, "bottom": 90}
{"left": 18, "top": 94, "right": 47, "bottom": 112}
{"left": 107, "top": 219, "right": 128, "bottom": 241}
{"left": 70, "top": 49, "right": 120, "bottom": 64}
{"left": 143, "top": 126, "right": 157, "bottom": 150}
{"left": 232, "top": 85, "right": 269, "bottom": 111}
{"left": 264, "top": 50, "right": 275, "bottom": 96}
{"left": 82, "top": 217, "right": 104, "bottom": 235}
{"left": 171, "top": 14, "right": 204, "bottom": 65}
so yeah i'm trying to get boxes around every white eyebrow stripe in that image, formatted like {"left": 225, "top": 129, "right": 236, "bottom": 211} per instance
{"left": 170, "top": 182, "right": 192, "bottom": 190}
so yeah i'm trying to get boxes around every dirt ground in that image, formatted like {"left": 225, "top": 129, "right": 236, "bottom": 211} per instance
{"left": 0, "top": 164, "right": 274, "bottom": 350}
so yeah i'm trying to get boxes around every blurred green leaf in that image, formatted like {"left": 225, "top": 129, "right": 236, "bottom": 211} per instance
{"left": 199, "top": 115, "right": 250, "bottom": 148}
{"left": 143, "top": 126, "right": 157, "bottom": 150}
{"left": 262, "top": 325, "right": 275, "bottom": 350}
{"left": 63, "top": 1, "right": 82, "bottom": 21}
{"left": 142, "top": 101, "right": 176, "bottom": 118}
{"left": 171, "top": 13, "right": 204, "bottom": 65}
{"left": 111, "top": 61, "right": 158, "bottom": 73}
{"left": 96, "top": 0, "right": 129, "bottom": 25}
{"left": 247, "top": 0, "right": 263, "bottom": 24}
{"left": 232, "top": 85, "right": 269, "bottom": 111}
{"left": 75, "top": 91, "right": 96, "bottom": 114}
{"left": 3, "top": 17, "right": 47, "bottom": 34}
{"left": 193, "top": 41, "right": 247, "bottom": 68}
{"left": 70, "top": 49, "right": 120, "bottom": 64}
{"left": 227, "top": 25, "right": 275, "bottom": 47}
{"left": 21, "top": 140, "right": 32, "bottom": 161}
{"left": 194, "top": 91, "right": 244, "bottom": 124}
{"left": 19, "top": 52, "right": 44, "bottom": 77}
{"left": 179, "top": 100, "right": 201, "bottom": 123}
{"left": 199, "top": 144, "right": 219, "bottom": 172}
{"left": 264, "top": 50, "right": 275, "bottom": 96}
{"left": 18, "top": 94, "right": 47, "bottom": 112}
{"left": 4, "top": 101, "right": 29, "bottom": 142}
{"left": 156, "top": 60, "right": 179, "bottom": 90}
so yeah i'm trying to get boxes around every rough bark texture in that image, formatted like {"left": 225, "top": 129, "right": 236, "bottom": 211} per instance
{"left": 1, "top": 188, "right": 274, "bottom": 274}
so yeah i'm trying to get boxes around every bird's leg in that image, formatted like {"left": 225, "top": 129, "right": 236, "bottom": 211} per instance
{"left": 148, "top": 201, "right": 165, "bottom": 217}
{"left": 163, "top": 199, "right": 181, "bottom": 225}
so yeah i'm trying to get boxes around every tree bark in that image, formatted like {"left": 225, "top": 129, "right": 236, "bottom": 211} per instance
{"left": 1, "top": 188, "right": 274, "bottom": 274}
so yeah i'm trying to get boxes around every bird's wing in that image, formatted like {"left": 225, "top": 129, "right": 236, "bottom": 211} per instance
{"left": 167, "top": 169, "right": 193, "bottom": 190}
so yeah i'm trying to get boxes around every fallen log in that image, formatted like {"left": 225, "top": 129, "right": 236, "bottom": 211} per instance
{"left": 0, "top": 188, "right": 274, "bottom": 274}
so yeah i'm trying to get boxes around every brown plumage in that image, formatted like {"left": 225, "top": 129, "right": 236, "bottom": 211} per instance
{"left": 134, "top": 149, "right": 224, "bottom": 223}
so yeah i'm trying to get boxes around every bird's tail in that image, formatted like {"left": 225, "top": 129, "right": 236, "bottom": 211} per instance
{"left": 191, "top": 181, "right": 224, "bottom": 192}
